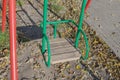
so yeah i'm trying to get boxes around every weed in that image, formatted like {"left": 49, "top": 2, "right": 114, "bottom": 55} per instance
{"left": 49, "top": 0, "right": 64, "bottom": 13}
{"left": 0, "top": 31, "right": 9, "bottom": 50}
{"left": 17, "top": 0, "right": 24, "bottom": 6}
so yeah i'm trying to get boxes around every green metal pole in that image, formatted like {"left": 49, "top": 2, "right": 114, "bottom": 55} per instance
{"left": 75, "top": 0, "right": 87, "bottom": 48}
{"left": 79, "top": 29, "right": 90, "bottom": 60}
{"left": 42, "top": 0, "right": 48, "bottom": 53}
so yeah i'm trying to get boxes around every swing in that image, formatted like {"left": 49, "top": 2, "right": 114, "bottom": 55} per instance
{"left": 40, "top": 0, "right": 90, "bottom": 67}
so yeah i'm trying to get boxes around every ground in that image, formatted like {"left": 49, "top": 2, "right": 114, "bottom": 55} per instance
{"left": 85, "top": 0, "right": 120, "bottom": 58}
{"left": 0, "top": 0, "right": 120, "bottom": 80}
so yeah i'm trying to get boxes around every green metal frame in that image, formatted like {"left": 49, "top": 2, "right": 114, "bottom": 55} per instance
{"left": 40, "top": 0, "right": 90, "bottom": 67}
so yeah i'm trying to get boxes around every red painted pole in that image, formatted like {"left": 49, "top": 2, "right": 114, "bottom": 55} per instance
{"left": 9, "top": 0, "right": 18, "bottom": 80}
{"left": 85, "top": 0, "right": 91, "bottom": 12}
{"left": 2, "top": 0, "right": 7, "bottom": 32}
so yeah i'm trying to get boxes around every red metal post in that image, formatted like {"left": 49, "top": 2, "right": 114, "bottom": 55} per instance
{"left": 2, "top": 0, "right": 7, "bottom": 32}
{"left": 85, "top": 0, "right": 91, "bottom": 12}
{"left": 9, "top": 0, "right": 18, "bottom": 80}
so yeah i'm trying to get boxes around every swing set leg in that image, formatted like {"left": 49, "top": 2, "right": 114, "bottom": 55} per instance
{"left": 1, "top": 0, "right": 18, "bottom": 79}
{"left": 2, "top": 0, "right": 7, "bottom": 32}
{"left": 9, "top": 0, "right": 18, "bottom": 80}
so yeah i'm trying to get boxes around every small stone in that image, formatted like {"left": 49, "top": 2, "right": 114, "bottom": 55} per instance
{"left": 94, "top": 17, "right": 100, "bottom": 21}
{"left": 112, "top": 32, "right": 116, "bottom": 35}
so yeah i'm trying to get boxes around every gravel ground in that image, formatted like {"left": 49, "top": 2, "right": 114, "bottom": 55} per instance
{"left": 0, "top": 0, "right": 120, "bottom": 80}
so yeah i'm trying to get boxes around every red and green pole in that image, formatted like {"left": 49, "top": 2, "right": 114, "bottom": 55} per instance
{"left": 9, "top": 0, "right": 18, "bottom": 79}
{"left": 75, "top": 0, "right": 87, "bottom": 48}
{"left": 42, "top": 0, "right": 48, "bottom": 54}
{"left": 2, "top": 0, "right": 7, "bottom": 32}
{"left": 2, "top": 0, "right": 18, "bottom": 79}
{"left": 85, "top": 0, "right": 91, "bottom": 12}
{"left": 75, "top": 0, "right": 90, "bottom": 60}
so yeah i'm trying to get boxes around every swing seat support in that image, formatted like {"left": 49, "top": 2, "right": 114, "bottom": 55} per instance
{"left": 40, "top": 0, "right": 90, "bottom": 67}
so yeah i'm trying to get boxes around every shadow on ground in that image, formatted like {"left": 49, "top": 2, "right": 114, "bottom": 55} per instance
{"left": 17, "top": 25, "right": 43, "bottom": 40}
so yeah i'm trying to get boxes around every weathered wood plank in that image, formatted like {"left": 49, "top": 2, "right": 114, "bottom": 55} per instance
{"left": 35, "top": 38, "right": 81, "bottom": 64}
{"left": 51, "top": 51, "right": 80, "bottom": 64}
{"left": 50, "top": 40, "right": 72, "bottom": 49}
{"left": 50, "top": 38, "right": 67, "bottom": 44}
{"left": 49, "top": 47, "right": 77, "bottom": 55}
{"left": 48, "top": 38, "right": 81, "bottom": 64}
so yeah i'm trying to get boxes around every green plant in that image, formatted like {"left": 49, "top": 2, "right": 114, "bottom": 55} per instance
{"left": 17, "top": 0, "right": 24, "bottom": 6}
{"left": 0, "top": 31, "right": 9, "bottom": 50}
{"left": 50, "top": 4, "right": 64, "bottom": 13}
{"left": 49, "top": 0, "right": 64, "bottom": 13}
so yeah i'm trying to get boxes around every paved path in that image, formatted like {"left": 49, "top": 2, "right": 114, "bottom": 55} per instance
{"left": 85, "top": 0, "right": 120, "bottom": 58}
